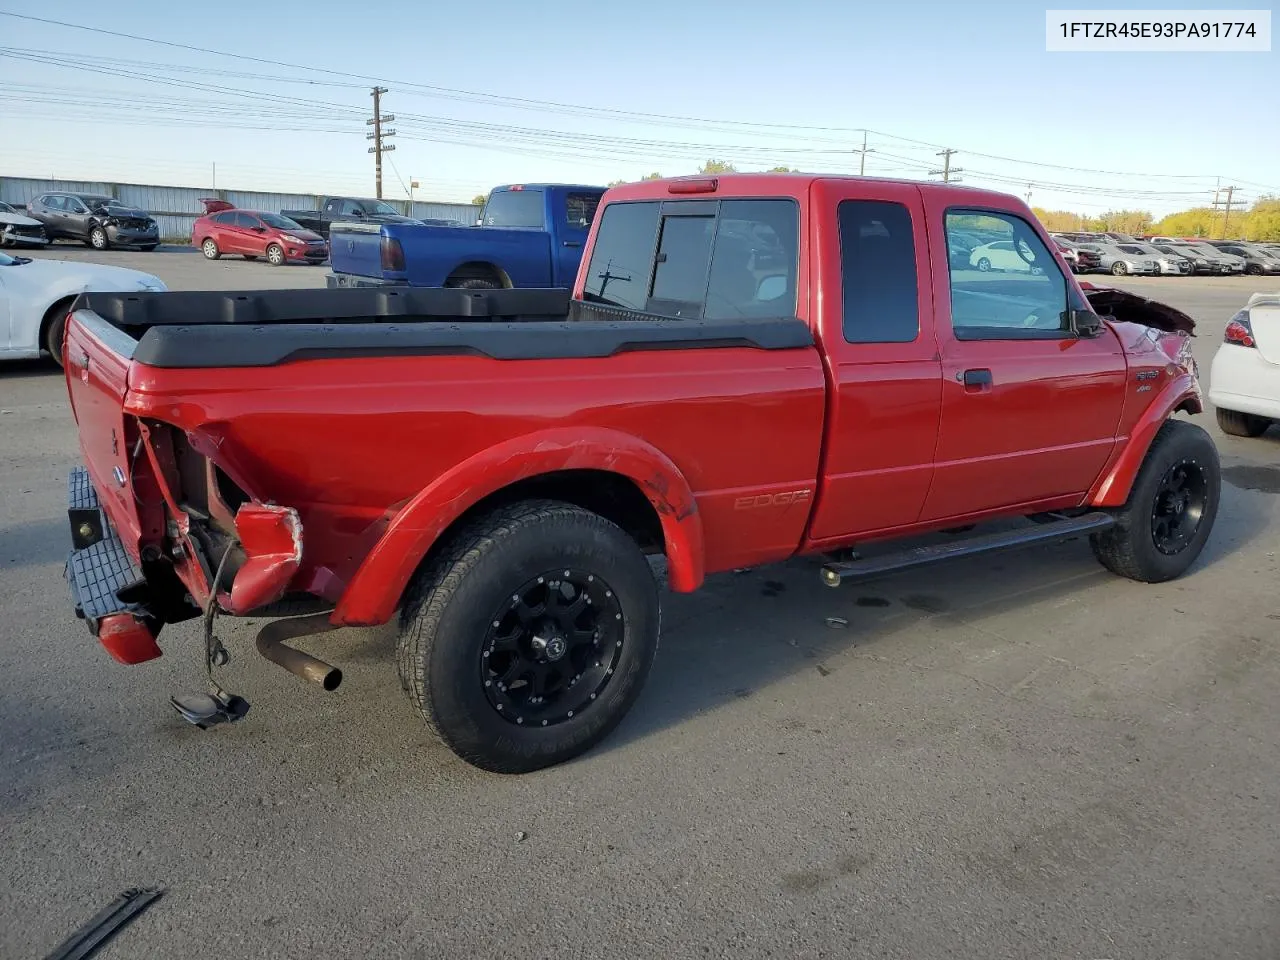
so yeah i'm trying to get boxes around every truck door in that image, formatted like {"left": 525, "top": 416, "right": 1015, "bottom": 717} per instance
{"left": 805, "top": 180, "right": 943, "bottom": 543}
{"left": 918, "top": 202, "right": 1127, "bottom": 521}
{"left": 551, "top": 190, "right": 601, "bottom": 286}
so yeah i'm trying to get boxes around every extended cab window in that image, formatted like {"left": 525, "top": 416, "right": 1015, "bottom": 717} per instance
{"left": 582, "top": 198, "right": 798, "bottom": 319}
{"left": 483, "top": 190, "right": 545, "bottom": 228}
{"left": 838, "top": 200, "right": 919, "bottom": 343}
{"left": 565, "top": 192, "right": 601, "bottom": 228}
{"left": 945, "top": 210, "right": 1069, "bottom": 339}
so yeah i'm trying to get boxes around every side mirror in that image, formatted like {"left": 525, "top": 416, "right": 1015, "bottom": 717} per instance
{"left": 1068, "top": 308, "right": 1105, "bottom": 337}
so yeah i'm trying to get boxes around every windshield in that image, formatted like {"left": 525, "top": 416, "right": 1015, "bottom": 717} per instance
{"left": 260, "top": 213, "right": 304, "bottom": 230}
{"left": 1118, "top": 245, "right": 1148, "bottom": 255}
{"left": 0, "top": 251, "right": 24, "bottom": 266}
{"left": 0, "top": 201, "right": 14, "bottom": 213}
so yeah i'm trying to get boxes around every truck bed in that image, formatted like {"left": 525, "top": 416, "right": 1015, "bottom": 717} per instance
{"left": 74, "top": 287, "right": 811, "bottom": 367}
{"left": 63, "top": 287, "right": 827, "bottom": 629}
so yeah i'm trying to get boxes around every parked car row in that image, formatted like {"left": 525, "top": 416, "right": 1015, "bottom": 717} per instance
{"left": 1052, "top": 231, "right": 1280, "bottom": 277}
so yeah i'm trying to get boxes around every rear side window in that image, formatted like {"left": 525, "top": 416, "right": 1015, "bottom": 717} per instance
{"left": 581, "top": 201, "right": 661, "bottom": 311}
{"left": 838, "top": 200, "right": 919, "bottom": 343}
{"left": 483, "top": 190, "right": 545, "bottom": 228}
{"left": 565, "top": 192, "right": 601, "bottom": 228}
{"left": 581, "top": 198, "right": 799, "bottom": 319}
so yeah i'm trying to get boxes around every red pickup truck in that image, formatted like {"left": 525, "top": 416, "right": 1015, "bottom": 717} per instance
{"left": 60, "top": 173, "right": 1218, "bottom": 773}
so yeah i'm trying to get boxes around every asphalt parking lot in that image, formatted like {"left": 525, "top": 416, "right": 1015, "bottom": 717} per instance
{"left": 3, "top": 248, "right": 1279, "bottom": 959}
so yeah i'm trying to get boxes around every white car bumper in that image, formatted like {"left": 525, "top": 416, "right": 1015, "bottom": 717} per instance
{"left": 1208, "top": 342, "right": 1280, "bottom": 420}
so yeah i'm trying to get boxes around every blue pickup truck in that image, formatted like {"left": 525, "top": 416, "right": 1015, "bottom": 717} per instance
{"left": 327, "top": 183, "right": 606, "bottom": 289}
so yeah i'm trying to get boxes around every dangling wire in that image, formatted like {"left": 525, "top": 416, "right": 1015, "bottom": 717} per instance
{"left": 202, "top": 542, "right": 237, "bottom": 686}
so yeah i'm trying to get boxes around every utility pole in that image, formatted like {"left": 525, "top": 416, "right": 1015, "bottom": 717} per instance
{"left": 928, "top": 148, "right": 962, "bottom": 183}
{"left": 212, "top": 162, "right": 216, "bottom": 191}
{"left": 366, "top": 86, "right": 396, "bottom": 199}
{"left": 852, "top": 130, "right": 875, "bottom": 176}
{"left": 1025, "top": 183, "right": 1033, "bottom": 205}
{"left": 1211, "top": 185, "right": 1244, "bottom": 239}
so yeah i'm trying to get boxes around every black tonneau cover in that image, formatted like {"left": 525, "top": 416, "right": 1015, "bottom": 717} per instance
{"left": 71, "top": 287, "right": 814, "bottom": 370}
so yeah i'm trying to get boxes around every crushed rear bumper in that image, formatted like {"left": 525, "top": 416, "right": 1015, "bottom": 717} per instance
{"left": 64, "top": 465, "right": 162, "bottom": 664}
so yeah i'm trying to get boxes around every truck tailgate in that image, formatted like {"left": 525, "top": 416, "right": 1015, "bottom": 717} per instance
{"left": 329, "top": 222, "right": 386, "bottom": 279}
{"left": 64, "top": 308, "right": 145, "bottom": 553}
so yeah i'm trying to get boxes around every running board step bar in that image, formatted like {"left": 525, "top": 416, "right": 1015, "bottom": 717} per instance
{"left": 820, "top": 511, "right": 1116, "bottom": 587}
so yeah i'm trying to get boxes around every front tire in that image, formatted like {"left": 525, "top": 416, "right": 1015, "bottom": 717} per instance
{"left": 976, "top": 257, "right": 992, "bottom": 272}
{"left": 397, "top": 500, "right": 660, "bottom": 774}
{"left": 1216, "top": 407, "right": 1272, "bottom": 438}
{"left": 44, "top": 306, "right": 69, "bottom": 368}
{"left": 1090, "top": 419, "right": 1220, "bottom": 583}
{"left": 266, "top": 243, "right": 285, "bottom": 266}
{"left": 89, "top": 226, "right": 109, "bottom": 250}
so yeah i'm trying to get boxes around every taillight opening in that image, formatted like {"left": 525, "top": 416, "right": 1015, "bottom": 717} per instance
{"left": 1224, "top": 312, "right": 1255, "bottom": 348}
{"left": 380, "top": 236, "right": 406, "bottom": 272}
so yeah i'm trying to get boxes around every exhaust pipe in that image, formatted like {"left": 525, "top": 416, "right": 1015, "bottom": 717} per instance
{"left": 255, "top": 612, "right": 343, "bottom": 691}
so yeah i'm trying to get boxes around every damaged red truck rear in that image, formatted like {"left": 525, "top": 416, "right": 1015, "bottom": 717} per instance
{"left": 60, "top": 173, "right": 1219, "bottom": 774}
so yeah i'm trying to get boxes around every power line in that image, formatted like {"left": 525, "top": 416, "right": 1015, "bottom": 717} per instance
{"left": 4, "top": 16, "right": 1277, "bottom": 192}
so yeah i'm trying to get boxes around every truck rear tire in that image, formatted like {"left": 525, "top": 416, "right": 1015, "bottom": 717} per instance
{"left": 1216, "top": 407, "right": 1271, "bottom": 438}
{"left": 1089, "top": 419, "right": 1220, "bottom": 583}
{"left": 397, "top": 499, "right": 660, "bottom": 774}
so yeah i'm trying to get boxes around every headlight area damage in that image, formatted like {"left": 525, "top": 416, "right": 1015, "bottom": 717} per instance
{"left": 65, "top": 416, "right": 345, "bottom": 729}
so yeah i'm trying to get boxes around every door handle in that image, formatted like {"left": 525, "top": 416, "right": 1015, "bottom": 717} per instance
{"left": 960, "top": 368, "right": 993, "bottom": 390}
{"left": 561, "top": 240, "right": 582, "bottom": 248}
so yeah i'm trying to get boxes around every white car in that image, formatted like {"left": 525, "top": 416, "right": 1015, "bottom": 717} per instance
{"left": 1208, "top": 292, "right": 1280, "bottom": 438}
{"left": 0, "top": 250, "right": 167, "bottom": 365}
{"left": 968, "top": 240, "right": 1041, "bottom": 273}
{"left": 0, "top": 201, "right": 48, "bottom": 248}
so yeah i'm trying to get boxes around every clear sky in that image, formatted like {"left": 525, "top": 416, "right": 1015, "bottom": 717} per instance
{"left": 0, "top": 0, "right": 1275, "bottom": 215}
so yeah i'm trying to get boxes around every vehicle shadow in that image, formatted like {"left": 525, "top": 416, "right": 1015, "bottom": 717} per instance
{"left": 0, "top": 358, "right": 58, "bottom": 379}
{"left": 603, "top": 494, "right": 1272, "bottom": 755}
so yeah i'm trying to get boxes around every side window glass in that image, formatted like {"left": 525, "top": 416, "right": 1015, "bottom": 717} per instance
{"left": 838, "top": 199, "right": 919, "bottom": 343}
{"left": 945, "top": 210, "right": 1068, "bottom": 339}
{"left": 703, "top": 199, "right": 799, "bottom": 320}
{"left": 565, "top": 192, "right": 601, "bottom": 229}
{"left": 581, "top": 201, "right": 660, "bottom": 311}
{"left": 67, "top": 197, "right": 88, "bottom": 214}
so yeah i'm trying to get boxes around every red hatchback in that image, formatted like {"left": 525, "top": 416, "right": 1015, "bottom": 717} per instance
{"left": 193, "top": 199, "right": 328, "bottom": 265}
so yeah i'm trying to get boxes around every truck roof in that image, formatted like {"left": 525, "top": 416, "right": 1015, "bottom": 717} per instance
{"left": 603, "top": 172, "right": 1024, "bottom": 207}
{"left": 491, "top": 183, "right": 607, "bottom": 193}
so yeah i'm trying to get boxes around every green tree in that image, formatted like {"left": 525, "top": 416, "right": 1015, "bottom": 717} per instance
{"left": 607, "top": 180, "right": 627, "bottom": 188}
{"left": 700, "top": 159, "right": 737, "bottom": 174}
{"left": 1152, "top": 206, "right": 1217, "bottom": 238}
{"left": 471, "top": 194, "right": 487, "bottom": 206}
{"left": 642, "top": 172, "right": 664, "bottom": 180}
{"left": 1243, "top": 197, "right": 1280, "bottom": 242}
{"left": 1094, "top": 209, "right": 1153, "bottom": 236}
{"left": 1031, "top": 207, "right": 1090, "bottom": 233}
{"left": 766, "top": 166, "right": 798, "bottom": 173}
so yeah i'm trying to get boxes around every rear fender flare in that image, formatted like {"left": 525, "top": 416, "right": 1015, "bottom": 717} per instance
{"left": 332, "top": 427, "right": 703, "bottom": 627}
{"left": 1088, "top": 373, "right": 1202, "bottom": 507}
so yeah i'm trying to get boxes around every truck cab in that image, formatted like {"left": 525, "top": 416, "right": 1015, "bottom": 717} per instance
{"left": 328, "top": 183, "right": 605, "bottom": 289}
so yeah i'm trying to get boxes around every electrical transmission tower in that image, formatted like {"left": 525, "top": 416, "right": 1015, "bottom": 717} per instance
{"left": 929, "top": 148, "right": 962, "bottom": 183}
{"left": 367, "top": 86, "right": 396, "bottom": 199}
